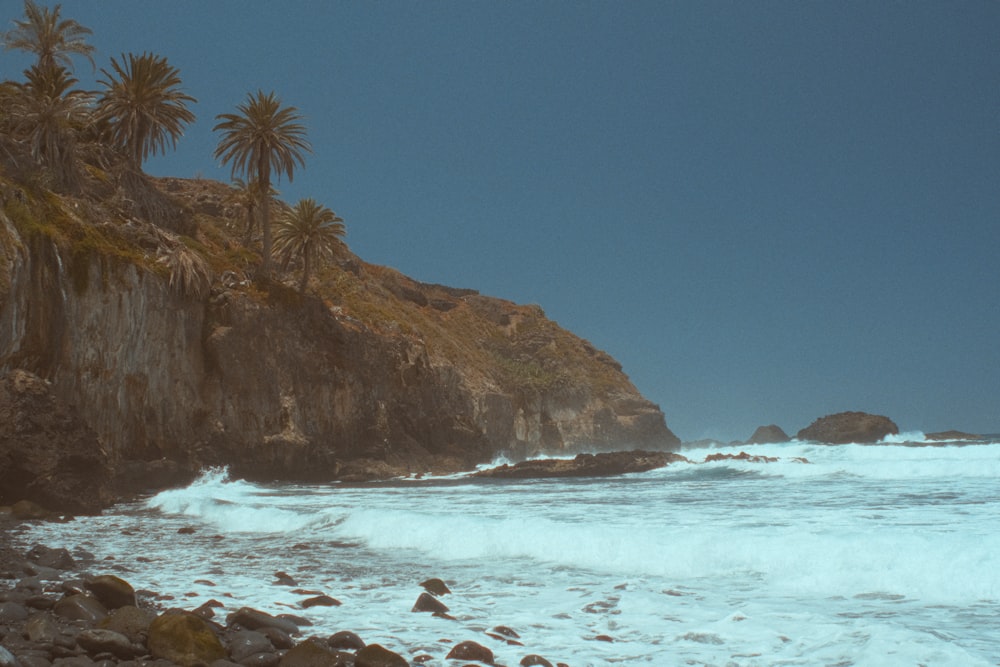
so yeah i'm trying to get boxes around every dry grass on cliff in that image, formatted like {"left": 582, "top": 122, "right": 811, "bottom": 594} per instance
{"left": 0, "top": 173, "right": 637, "bottom": 397}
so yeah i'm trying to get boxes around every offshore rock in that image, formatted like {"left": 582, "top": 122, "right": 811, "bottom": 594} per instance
{"left": 472, "top": 450, "right": 689, "bottom": 479}
{"left": 0, "top": 182, "right": 680, "bottom": 498}
{"left": 746, "top": 424, "right": 790, "bottom": 444}
{"left": 0, "top": 369, "right": 114, "bottom": 513}
{"left": 797, "top": 411, "right": 899, "bottom": 444}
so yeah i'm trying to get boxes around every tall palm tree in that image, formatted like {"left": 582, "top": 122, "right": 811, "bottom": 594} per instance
{"left": 213, "top": 90, "right": 311, "bottom": 276}
{"left": 2, "top": 0, "right": 95, "bottom": 73}
{"left": 9, "top": 63, "right": 93, "bottom": 190}
{"left": 274, "top": 198, "right": 345, "bottom": 294}
{"left": 96, "top": 52, "right": 196, "bottom": 172}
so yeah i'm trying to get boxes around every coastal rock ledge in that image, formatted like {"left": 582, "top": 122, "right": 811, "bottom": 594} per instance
{"left": 796, "top": 411, "right": 899, "bottom": 444}
{"left": 0, "top": 177, "right": 680, "bottom": 505}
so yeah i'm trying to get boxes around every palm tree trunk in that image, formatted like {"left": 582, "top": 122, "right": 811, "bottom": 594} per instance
{"left": 299, "top": 251, "right": 310, "bottom": 294}
{"left": 259, "top": 183, "right": 272, "bottom": 277}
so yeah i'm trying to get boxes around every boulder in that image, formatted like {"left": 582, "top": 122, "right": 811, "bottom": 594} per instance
{"left": 11, "top": 501, "right": 51, "bottom": 521}
{"left": 278, "top": 641, "right": 353, "bottom": 667}
{"left": 521, "top": 656, "right": 554, "bottom": 667}
{"left": 97, "top": 605, "right": 157, "bottom": 643}
{"left": 418, "top": 578, "right": 450, "bottom": 596}
{"left": 446, "top": 640, "right": 494, "bottom": 663}
{"left": 299, "top": 595, "right": 339, "bottom": 608}
{"left": 75, "top": 628, "right": 140, "bottom": 659}
{"left": 472, "top": 450, "right": 688, "bottom": 479}
{"left": 410, "top": 593, "right": 448, "bottom": 614}
{"left": 0, "top": 370, "right": 115, "bottom": 514}
{"left": 53, "top": 594, "right": 107, "bottom": 623}
{"left": 354, "top": 644, "right": 409, "bottom": 667}
{"left": 327, "top": 631, "right": 365, "bottom": 650}
{"left": 796, "top": 412, "right": 899, "bottom": 444}
{"left": 227, "top": 608, "right": 300, "bottom": 635}
{"left": 925, "top": 430, "right": 983, "bottom": 441}
{"left": 746, "top": 425, "right": 789, "bottom": 444}
{"left": 227, "top": 630, "right": 274, "bottom": 662}
{"left": 85, "top": 575, "right": 136, "bottom": 609}
{"left": 25, "top": 545, "right": 75, "bottom": 570}
{"left": 147, "top": 612, "right": 227, "bottom": 666}
{"left": 703, "top": 451, "right": 778, "bottom": 464}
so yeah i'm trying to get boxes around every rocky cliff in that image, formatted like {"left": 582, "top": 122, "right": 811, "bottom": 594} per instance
{"left": 0, "top": 177, "right": 678, "bottom": 498}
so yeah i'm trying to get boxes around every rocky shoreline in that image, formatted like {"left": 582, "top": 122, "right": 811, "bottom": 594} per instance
{"left": 0, "top": 513, "right": 571, "bottom": 667}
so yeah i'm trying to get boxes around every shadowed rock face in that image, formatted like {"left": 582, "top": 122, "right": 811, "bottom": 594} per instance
{"left": 797, "top": 411, "right": 899, "bottom": 444}
{"left": 0, "top": 180, "right": 679, "bottom": 502}
{"left": 746, "top": 424, "right": 790, "bottom": 444}
{"left": 472, "top": 450, "right": 689, "bottom": 479}
{"left": 0, "top": 369, "right": 114, "bottom": 513}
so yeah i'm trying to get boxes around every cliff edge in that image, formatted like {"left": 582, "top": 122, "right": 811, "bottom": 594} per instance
{"left": 0, "top": 177, "right": 678, "bottom": 501}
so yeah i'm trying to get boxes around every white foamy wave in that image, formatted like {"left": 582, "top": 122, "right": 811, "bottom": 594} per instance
{"left": 880, "top": 430, "right": 928, "bottom": 444}
{"left": 145, "top": 468, "right": 322, "bottom": 533}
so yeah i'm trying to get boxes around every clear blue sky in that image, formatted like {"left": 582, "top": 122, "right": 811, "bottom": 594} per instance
{"left": 4, "top": 1, "right": 998, "bottom": 441}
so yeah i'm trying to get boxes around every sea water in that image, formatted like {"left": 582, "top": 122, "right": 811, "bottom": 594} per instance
{"left": 14, "top": 437, "right": 1000, "bottom": 666}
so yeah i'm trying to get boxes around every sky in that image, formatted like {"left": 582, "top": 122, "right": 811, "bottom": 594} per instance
{"left": 3, "top": 1, "right": 998, "bottom": 441}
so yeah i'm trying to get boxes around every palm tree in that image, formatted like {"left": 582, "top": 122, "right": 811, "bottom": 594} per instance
{"left": 8, "top": 63, "right": 93, "bottom": 190}
{"left": 2, "top": 0, "right": 95, "bottom": 73}
{"left": 226, "top": 177, "right": 279, "bottom": 247}
{"left": 274, "top": 198, "right": 345, "bottom": 294}
{"left": 96, "top": 52, "right": 196, "bottom": 172}
{"left": 213, "top": 90, "right": 311, "bottom": 276}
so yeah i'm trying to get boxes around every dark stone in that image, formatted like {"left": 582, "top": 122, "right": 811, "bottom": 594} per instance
{"left": 147, "top": 612, "right": 227, "bottom": 666}
{"left": 491, "top": 626, "right": 520, "bottom": 639}
{"left": 327, "top": 631, "right": 364, "bottom": 650}
{"left": 418, "top": 578, "right": 450, "bottom": 596}
{"left": 746, "top": 424, "right": 790, "bottom": 444}
{"left": 25, "top": 546, "right": 76, "bottom": 571}
{"left": 97, "top": 605, "right": 156, "bottom": 643}
{"left": 11, "top": 501, "right": 51, "bottom": 521}
{"left": 238, "top": 653, "right": 280, "bottom": 667}
{"left": 354, "top": 644, "right": 408, "bottom": 667}
{"left": 520, "top": 656, "right": 554, "bottom": 667}
{"left": 277, "top": 641, "right": 353, "bottom": 667}
{"left": 0, "top": 601, "right": 28, "bottom": 623}
{"left": 227, "top": 608, "right": 299, "bottom": 635}
{"left": 472, "top": 450, "right": 689, "bottom": 479}
{"left": 299, "top": 595, "right": 340, "bottom": 609}
{"left": 445, "top": 641, "right": 493, "bottom": 663}
{"left": 410, "top": 593, "right": 448, "bottom": 614}
{"left": 257, "top": 627, "right": 294, "bottom": 651}
{"left": 75, "top": 629, "right": 139, "bottom": 659}
{"left": 85, "top": 575, "right": 136, "bottom": 609}
{"left": 53, "top": 595, "right": 107, "bottom": 623}
{"left": 0, "top": 370, "right": 115, "bottom": 513}
{"left": 925, "top": 430, "right": 983, "bottom": 441}
{"left": 797, "top": 411, "right": 899, "bottom": 444}
{"left": 703, "top": 451, "right": 778, "bottom": 464}
{"left": 227, "top": 630, "right": 273, "bottom": 662}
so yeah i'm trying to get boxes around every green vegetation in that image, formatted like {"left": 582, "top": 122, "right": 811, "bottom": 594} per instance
{"left": 213, "top": 91, "right": 311, "bottom": 277}
{"left": 274, "top": 198, "right": 345, "bottom": 294}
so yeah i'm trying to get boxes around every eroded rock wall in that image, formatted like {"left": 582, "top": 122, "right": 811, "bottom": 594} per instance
{"left": 0, "top": 210, "right": 678, "bottom": 488}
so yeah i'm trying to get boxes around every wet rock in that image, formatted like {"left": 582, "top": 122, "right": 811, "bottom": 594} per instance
{"left": 227, "top": 608, "right": 299, "bottom": 635}
{"left": 97, "top": 605, "right": 156, "bottom": 643}
{"left": 0, "top": 601, "right": 28, "bottom": 623}
{"left": 25, "top": 547, "right": 75, "bottom": 571}
{"left": 354, "top": 644, "right": 408, "bottom": 667}
{"left": 299, "top": 595, "right": 339, "bottom": 609}
{"left": 75, "top": 629, "right": 138, "bottom": 659}
{"left": 85, "top": 576, "right": 135, "bottom": 610}
{"left": 53, "top": 595, "right": 107, "bottom": 623}
{"left": 147, "top": 612, "right": 227, "bottom": 667}
{"left": 177, "top": 527, "right": 196, "bottom": 535}
{"left": 257, "top": 627, "right": 294, "bottom": 651}
{"left": 24, "top": 613, "right": 61, "bottom": 642}
{"left": 445, "top": 641, "right": 493, "bottom": 663}
{"left": 703, "top": 451, "right": 778, "bottom": 464}
{"left": 272, "top": 573, "right": 297, "bottom": 587}
{"left": 11, "top": 501, "right": 51, "bottom": 521}
{"left": 227, "top": 630, "right": 274, "bottom": 662}
{"left": 797, "top": 411, "right": 899, "bottom": 444}
{"left": 418, "top": 578, "right": 450, "bottom": 596}
{"left": 472, "top": 450, "right": 688, "bottom": 479}
{"left": 327, "top": 631, "right": 364, "bottom": 650}
{"left": 491, "top": 626, "right": 519, "bottom": 639}
{"left": 410, "top": 593, "right": 448, "bottom": 614}
{"left": 238, "top": 653, "right": 280, "bottom": 667}
{"left": 520, "top": 656, "right": 553, "bottom": 667}
{"left": 277, "top": 641, "right": 353, "bottom": 667}
{"left": 746, "top": 424, "right": 790, "bottom": 444}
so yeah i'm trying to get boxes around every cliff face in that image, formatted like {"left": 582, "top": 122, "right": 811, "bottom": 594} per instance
{"left": 0, "top": 180, "right": 678, "bottom": 486}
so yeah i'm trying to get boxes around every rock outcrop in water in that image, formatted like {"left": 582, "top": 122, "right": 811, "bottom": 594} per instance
{"left": 745, "top": 424, "right": 790, "bottom": 444}
{"left": 0, "top": 177, "right": 678, "bottom": 505}
{"left": 796, "top": 411, "right": 899, "bottom": 444}
{"left": 472, "top": 450, "right": 689, "bottom": 479}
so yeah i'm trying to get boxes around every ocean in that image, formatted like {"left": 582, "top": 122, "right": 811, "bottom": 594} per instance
{"left": 13, "top": 436, "right": 1000, "bottom": 666}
